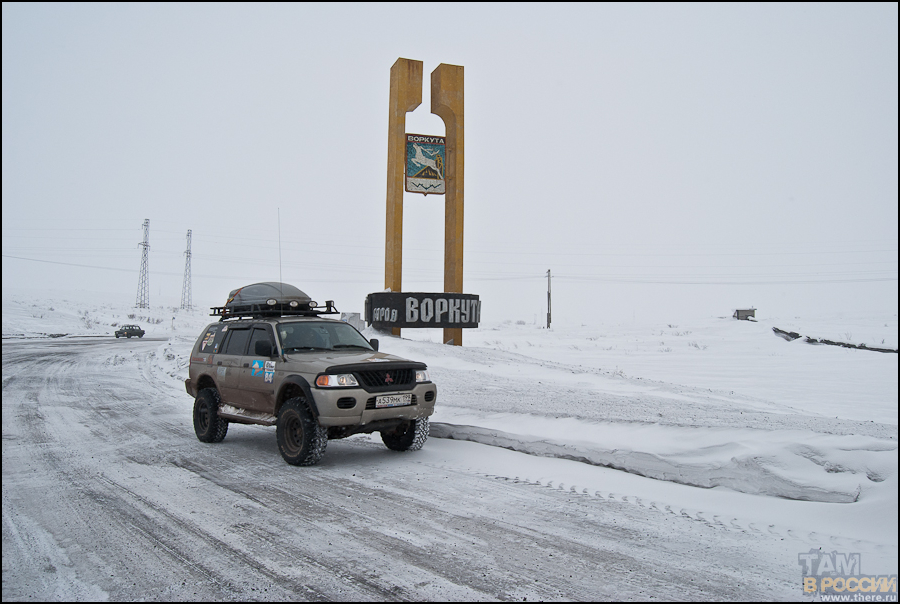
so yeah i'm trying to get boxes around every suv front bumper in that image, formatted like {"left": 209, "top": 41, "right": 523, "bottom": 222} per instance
{"left": 312, "top": 382, "right": 437, "bottom": 427}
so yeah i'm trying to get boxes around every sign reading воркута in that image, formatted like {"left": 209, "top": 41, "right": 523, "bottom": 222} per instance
{"left": 366, "top": 292, "right": 480, "bottom": 330}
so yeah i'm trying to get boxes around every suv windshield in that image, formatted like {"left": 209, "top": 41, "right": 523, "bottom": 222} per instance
{"left": 277, "top": 321, "right": 373, "bottom": 353}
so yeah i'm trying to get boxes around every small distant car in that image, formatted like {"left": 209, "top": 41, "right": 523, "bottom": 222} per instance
{"left": 115, "top": 325, "right": 145, "bottom": 338}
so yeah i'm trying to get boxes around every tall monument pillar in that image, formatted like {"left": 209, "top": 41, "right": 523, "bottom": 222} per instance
{"left": 431, "top": 63, "right": 465, "bottom": 346}
{"left": 375, "top": 59, "right": 475, "bottom": 345}
{"left": 385, "top": 58, "right": 423, "bottom": 337}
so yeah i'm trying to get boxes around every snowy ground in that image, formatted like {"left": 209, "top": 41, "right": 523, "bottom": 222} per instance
{"left": 2, "top": 289, "right": 898, "bottom": 599}
{"left": 382, "top": 316, "right": 898, "bottom": 561}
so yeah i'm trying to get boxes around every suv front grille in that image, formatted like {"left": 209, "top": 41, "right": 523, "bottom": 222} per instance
{"left": 356, "top": 369, "right": 415, "bottom": 391}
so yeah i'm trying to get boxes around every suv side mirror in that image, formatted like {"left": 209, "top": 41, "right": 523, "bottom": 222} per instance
{"left": 369, "top": 338, "right": 379, "bottom": 352}
{"left": 255, "top": 340, "right": 274, "bottom": 357}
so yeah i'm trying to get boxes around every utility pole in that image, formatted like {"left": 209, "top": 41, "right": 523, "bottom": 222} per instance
{"left": 180, "top": 229, "right": 192, "bottom": 310}
{"left": 546, "top": 269, "right": 551, "bottom": 329}
{"left": 135, "top": 219, "right": 150, "bottom": 309}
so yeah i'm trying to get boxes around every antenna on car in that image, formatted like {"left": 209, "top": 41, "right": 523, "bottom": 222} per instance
{"left": 278, "top": 208, "right": 284, "bottom": 299}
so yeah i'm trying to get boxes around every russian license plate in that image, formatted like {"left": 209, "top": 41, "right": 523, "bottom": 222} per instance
{"left": 375, "top": 393, "right": 412, "bottom": 408}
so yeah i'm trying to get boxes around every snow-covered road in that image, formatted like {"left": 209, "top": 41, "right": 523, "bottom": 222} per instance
{"left": 4, "top": 336, "right": 808, "bottom": 601}
{"left": 2, "top": 291, "right": 897, "bottom": 601}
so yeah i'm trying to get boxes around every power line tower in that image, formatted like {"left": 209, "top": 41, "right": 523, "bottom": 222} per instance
{"left": 180, "top": 229, "right": 193, "bottom": 310}
{"left": 135, "top": 219, "right": 150, "bottom": 309}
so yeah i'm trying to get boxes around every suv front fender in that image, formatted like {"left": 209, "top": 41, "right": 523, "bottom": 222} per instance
{"left": 276, "top": 376, "right": 319, "bottom": 418}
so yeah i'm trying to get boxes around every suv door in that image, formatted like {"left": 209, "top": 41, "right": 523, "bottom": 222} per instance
{"left": 215, "top": 325, "right": 252, "bottom": 406}
{"left": 237, "top": 325, "right": 278, "bottom": 413}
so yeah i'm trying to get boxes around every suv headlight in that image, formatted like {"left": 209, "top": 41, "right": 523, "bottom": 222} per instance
{"left": 316, "top": 374, "right": 359, "bottom": 387}
{"left": 415, "top": 370, "right": 429, "bottom": 383}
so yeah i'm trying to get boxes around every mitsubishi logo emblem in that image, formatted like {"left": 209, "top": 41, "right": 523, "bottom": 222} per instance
{"left": 384, "top": 373, "right": 393, "bottom": 384}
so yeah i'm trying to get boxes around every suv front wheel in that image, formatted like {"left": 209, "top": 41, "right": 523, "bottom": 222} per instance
{"left": 381, "top": 417, "right": 429, "bottom": 452}
{"left": 276, "top": 397, "right": 327, "bottom": 466}
{"left": 193, "top": 387, "right": 228, "bottom": 443}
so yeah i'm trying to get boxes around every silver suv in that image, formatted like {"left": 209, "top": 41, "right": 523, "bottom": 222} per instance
{"left": 184, "top": 283, "right": 436, "bottom": 465}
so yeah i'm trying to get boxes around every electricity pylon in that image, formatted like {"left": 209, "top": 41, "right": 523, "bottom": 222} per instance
{"left": 180, "top": 230, "right": 192, "bottom": 310}
{"left": 135, "top": 219, "right": 150, "bottom": 309}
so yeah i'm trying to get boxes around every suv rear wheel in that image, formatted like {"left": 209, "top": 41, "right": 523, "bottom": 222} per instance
{"left": 276, "top": 397, "right": 327, "bottom": 466}
{"left": 381, "top": 417, "right": 429, "bottom": 451}
{"left": 193, "top": 387, "right": 228, "bottom": 443}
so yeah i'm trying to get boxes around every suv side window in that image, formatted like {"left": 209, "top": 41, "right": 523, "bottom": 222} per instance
{"left": 222, "top": 327, "right": 251, "bottom": 356}
{"left": 248, "top": 326, "right": 275, "bottom": 356}
{"left": 199, "top": 325, "right": 226, "bottom": 353}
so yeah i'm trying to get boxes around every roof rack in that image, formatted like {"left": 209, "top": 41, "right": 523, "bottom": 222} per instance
{"left": 210, "top": 282, "right": 339, "bottom": 320}
{"left": 211, "top": 300, "right": 339, "bottom": 320}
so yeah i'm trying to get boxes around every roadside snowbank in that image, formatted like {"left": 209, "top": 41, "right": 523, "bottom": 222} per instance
{"left": 430, "top": 412, "right": 895, "bottom": 503}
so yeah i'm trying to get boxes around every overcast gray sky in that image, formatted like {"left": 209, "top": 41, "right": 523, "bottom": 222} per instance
{"left": 3, "top": 3, "right": 897, "bottom": 325}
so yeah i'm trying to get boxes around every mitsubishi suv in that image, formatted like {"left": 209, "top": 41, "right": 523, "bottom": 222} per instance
{"left": 184, "top": 283, "right": 437, "bottom": 466}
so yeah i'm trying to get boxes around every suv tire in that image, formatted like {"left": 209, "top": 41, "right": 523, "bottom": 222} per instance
{"left": 194, "top": 388, "right": 228, "bottom": 443}
{"left": 276, "top": 397, "right": 327, "bottom": 466}
{"left": 381, "top": 417, "right": 429, "bottom": 451}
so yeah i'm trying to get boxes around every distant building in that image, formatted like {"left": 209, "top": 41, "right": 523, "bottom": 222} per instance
{"left": 341, "top": 312, "right": 365, "bottom": 331}
{"left": 733, "top": 308, "right": 756, "bottom": 321}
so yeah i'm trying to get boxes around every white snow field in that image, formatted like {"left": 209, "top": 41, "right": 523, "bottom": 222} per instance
{"left": 2, "top": 288, "right": 897, "bottom": 600}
